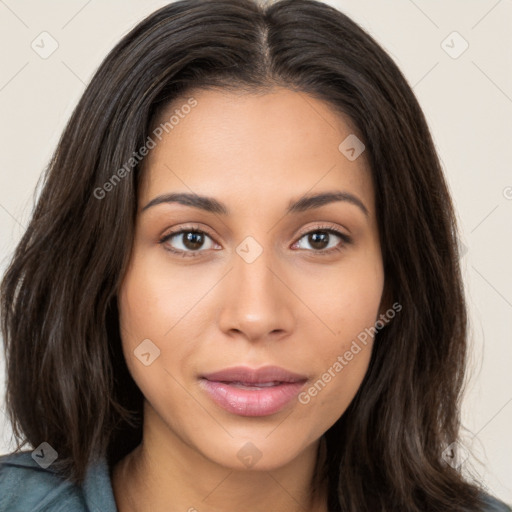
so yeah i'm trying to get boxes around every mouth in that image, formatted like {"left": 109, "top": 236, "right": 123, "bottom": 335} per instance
{"left": 199, "top": 365, "right": 308, "bottom": 417}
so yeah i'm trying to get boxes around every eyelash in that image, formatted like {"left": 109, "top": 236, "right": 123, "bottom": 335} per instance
{"left": 158, "top": 224, "right": 351, "bottom": 258}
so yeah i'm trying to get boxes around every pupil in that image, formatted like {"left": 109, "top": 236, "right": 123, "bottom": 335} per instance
{"left": 180, "top": 231, "right": 331, "bottom": 251}
{"left": 309, "top": 232, "right": 328, "bottom": 250}
{"left": 184, "top": 232, "right": 204, "bottom": 250}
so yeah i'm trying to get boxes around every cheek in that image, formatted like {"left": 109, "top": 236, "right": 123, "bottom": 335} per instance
{"left": 294, "top": 332, "right": 374, "bottom": 437}
{"left": 295, "top": 251, "right": 384, "bottom": 343}
{"left": 117, "top": 276, "right": 197, "bottom": 428}
{"left": 292, "top": 256, "right": 383, "bottom": 417}
{"left": 117, "top": 252, "right": 211, "bottom": 396}
{"left": 118, "top": 245, "right": 210, "bottom": 345}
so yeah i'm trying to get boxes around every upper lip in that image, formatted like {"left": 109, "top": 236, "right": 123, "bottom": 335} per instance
{"left": 201, "top": 365, "right": 308, "bottom": 384}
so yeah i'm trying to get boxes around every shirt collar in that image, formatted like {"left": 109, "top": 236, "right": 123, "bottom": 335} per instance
{"left": 81, "top": 455, "right": 118, "bottom": 512}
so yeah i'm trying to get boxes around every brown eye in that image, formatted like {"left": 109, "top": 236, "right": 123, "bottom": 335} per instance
{"left": 159, "top": 229, "right": 217, "bottom": 256}
{"left": 293, "top": 227, "right": 351, "bottom": 254}
{"left": 307, "top": 231, "right": 330, "bottom": 250}
{"left": 181, "top": 231, "right": 206, "bottom": 250}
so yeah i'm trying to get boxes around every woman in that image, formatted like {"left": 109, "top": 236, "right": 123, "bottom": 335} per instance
{"left": 0, "top": 0, "right": 510, "bottom": 510}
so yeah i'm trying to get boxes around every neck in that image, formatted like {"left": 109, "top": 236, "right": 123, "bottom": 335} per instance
{"left": 112, "top": 404, "right": 329, "bottom": 512}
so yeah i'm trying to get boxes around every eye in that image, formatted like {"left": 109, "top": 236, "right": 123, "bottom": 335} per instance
{"left": 159, "top": 225, "right": 219, "bottom": 257}
{"left": 292, "top": 226, "right": 351, "bottom": 254}
{"left": 159, "top": 224, "right": 351, "bottom": 258}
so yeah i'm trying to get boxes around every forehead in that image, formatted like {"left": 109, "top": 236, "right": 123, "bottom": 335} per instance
{"left": 139, "top": 87, "right": 373, "bottom": 214}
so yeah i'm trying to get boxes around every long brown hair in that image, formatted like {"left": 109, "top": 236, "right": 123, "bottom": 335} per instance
{"left": 0, "top": 0, "right": 491, "bottom": 509}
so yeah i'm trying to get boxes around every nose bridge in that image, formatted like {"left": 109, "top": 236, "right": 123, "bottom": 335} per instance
{"left": 217, "top": 236, "right": 294, "bottom": 340}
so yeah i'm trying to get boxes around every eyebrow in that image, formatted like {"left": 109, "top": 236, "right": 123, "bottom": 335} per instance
{"left": 141, "top": 190, "right": 369, "bottom": 217}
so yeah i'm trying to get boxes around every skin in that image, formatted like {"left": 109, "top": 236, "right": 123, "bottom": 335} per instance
{"left": 111, "top": 87, "right": 391, "bottom": 512}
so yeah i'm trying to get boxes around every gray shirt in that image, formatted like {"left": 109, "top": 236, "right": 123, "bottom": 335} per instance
{"left": 0, "top": 451, "right": 117, "bottom": 512}
{"left": 1, "top": 450, "right": 511, "bottom": 511}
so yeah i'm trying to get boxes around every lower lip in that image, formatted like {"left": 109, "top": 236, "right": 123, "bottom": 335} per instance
{"left": 199, "top": 379, "right": 306, "bottom": 417}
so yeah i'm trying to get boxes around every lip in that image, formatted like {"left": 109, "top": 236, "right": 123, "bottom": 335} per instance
{"left": 202, "top": 365, "right": 308, "bottom": 384}
{"left": 199, "top": 365, "right": 308, "bottom": 417}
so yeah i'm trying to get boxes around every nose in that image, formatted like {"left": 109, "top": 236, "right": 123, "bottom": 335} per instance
{"left": 217, "top": 244, "right": 295, "bottom": 343}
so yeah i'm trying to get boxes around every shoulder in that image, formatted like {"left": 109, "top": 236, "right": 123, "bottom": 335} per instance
{"left": 0, "top": 450, "right": 85, "bottom": 511}
{"left": 0, "top": 450, "right": 118, "bottom": 512}
{"left": 480, "top": 492, "right": 512, "bottom": 512}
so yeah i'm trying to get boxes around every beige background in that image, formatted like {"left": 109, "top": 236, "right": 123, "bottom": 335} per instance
{"left": 0, "top": 0, "right": 511, "bottom": 504}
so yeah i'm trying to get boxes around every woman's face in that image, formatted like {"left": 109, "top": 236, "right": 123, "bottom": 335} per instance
{"left": 118, "top": 87, "right": 388, "bottom": 471}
